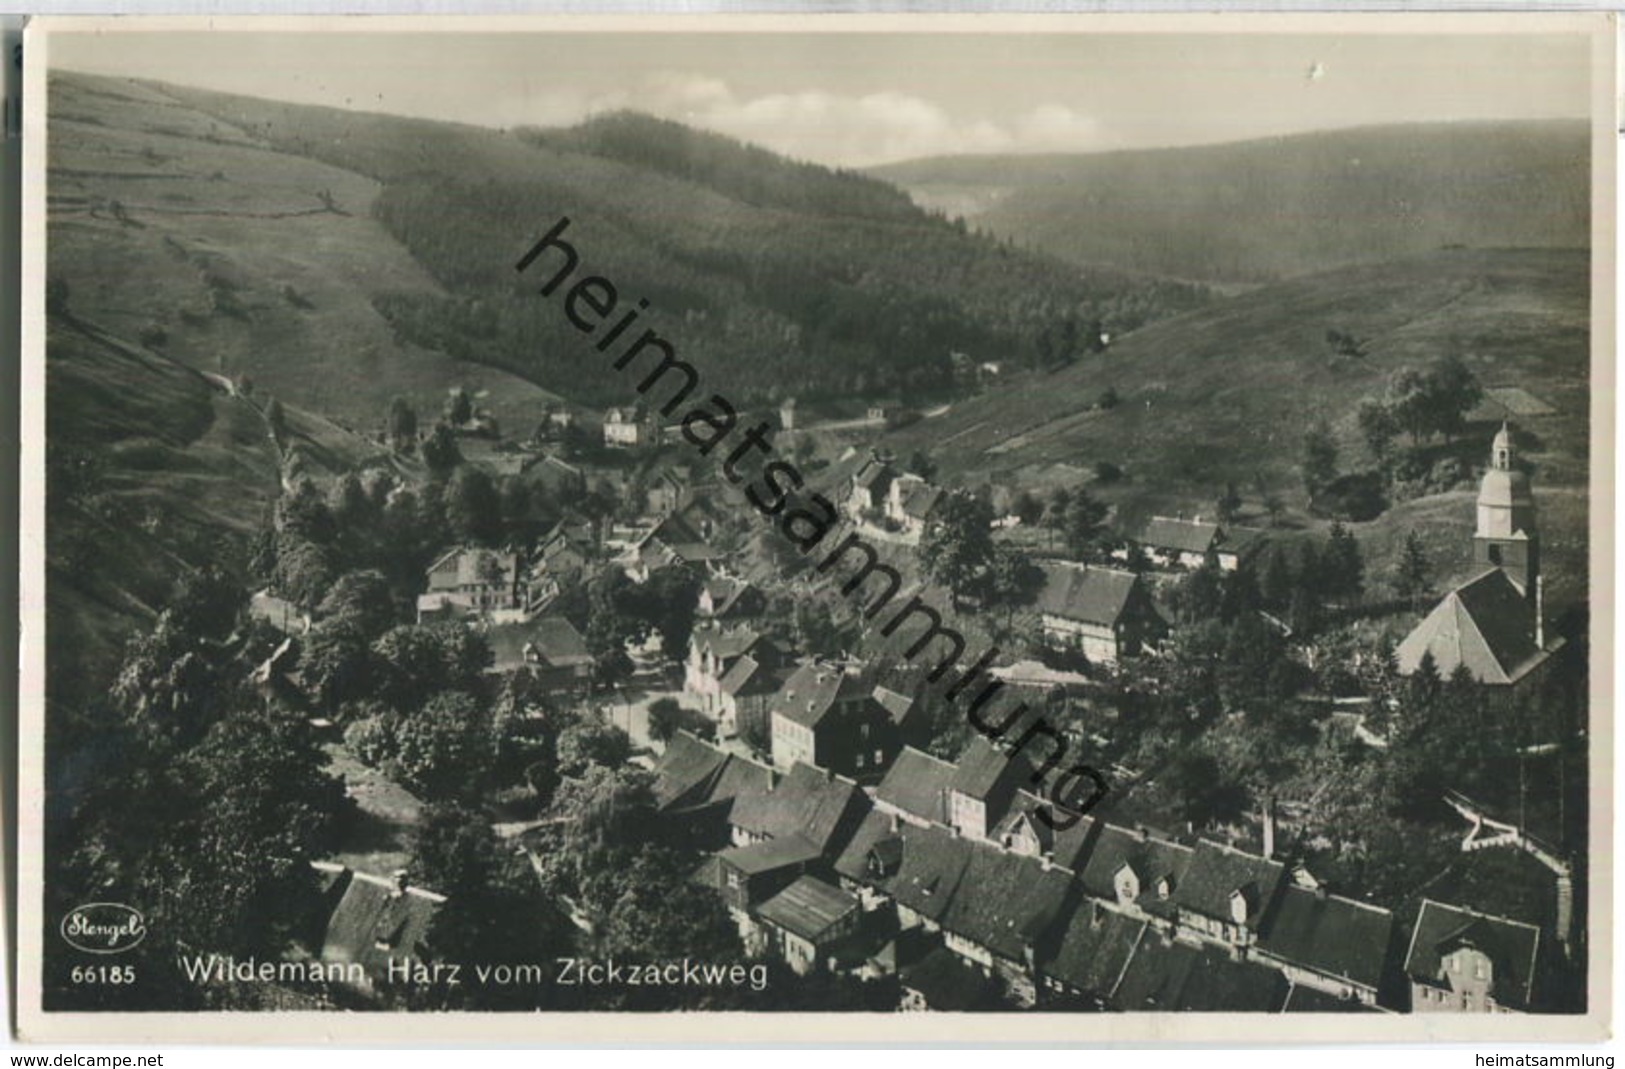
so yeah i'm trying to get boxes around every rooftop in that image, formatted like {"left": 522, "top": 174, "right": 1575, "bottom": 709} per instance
{"left": 754, "top": 875, "right": 860, "bottom": 944}
{"left": 1404, "top": 898, "right": 1541, "bottom": 1010}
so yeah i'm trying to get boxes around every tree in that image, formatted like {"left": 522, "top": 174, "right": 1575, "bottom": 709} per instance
{"left": 300, "top": 618, "right": 375, "bottom": 712}
{"left": 264, "top": 398, "right": 286, "bottom": 440}
{"left": 317, "top": 569, "right": 396, "bottom": 639}
{"left": 1012, "top": 490, "right": 1044, "bottom": 527}
{"left": 1097, "top": 386, "right": 1121, "bottom": 411}
{"left": 1322, "top": 521, "right": 1365, "bottom": 604}
{"left": 918, "top": 490, "right": 996, "bottom": 606}
{"left": 390, "top": 690, "right": 492, "bottom": 799}
{"left": 1356, "top": 399, "right": 1399, "bottom": 464}
{"left": 1215, "top": 481, "right": 1243, "bottom": 525}
{"left": 1061, "top": 488, "right": 1109, "bottom": 561}
{"left": 444, "top": 387, "right": 474, "bottom": 426}
{"left": 143, "top": 711, "right": 346, "bottom": 959}
{"left": 1258, "top": 549, "right": 1294, "bottom": 610}
{"left": 1385, "top": 367, "right": 1433, "bottom": 445}
{"left": 1300, "top": 420, "right": 1339, "bottom": 495}
{"left": 985, "top": 545, "right": 1043, "bottom": 632}
{"left": 645, "top": 698, "right": 687, "bottom": 744}
{"left": 388, "top": 397, "right": 419, "bottom": 452}
{"left": 640, "top": 564, "right": 702, "bottom": 662}
{"left": 907, "top": 450, "right": 938, "bottom": 482}
{"left": 445, "top": 466, "right": 502, "bottom": 546}
{"left": 557, "top": 718, "right": 633, "bottom": 778}
{"left": 1427, "top": 353, "right": 1483, "bottom": 442}
{"left": 371, "top": 623, "right": 490, "bottom": 710}
{"left": 421, "top": 421, "right": 462, "bottom": 477}
{"left": 1395, "top": 529, "right": 1430, "bottom": 603}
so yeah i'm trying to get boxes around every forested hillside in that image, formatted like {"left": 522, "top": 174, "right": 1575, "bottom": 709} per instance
{"left": 878, "top": 121, "right": 1589, "bottom": 284}
{"left": 154, "top": 86, "right": 1209, "bottom": 405}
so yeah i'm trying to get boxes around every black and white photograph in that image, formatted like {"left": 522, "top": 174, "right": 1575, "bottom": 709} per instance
{"left": 16, "top": 13, "right": 1614, "bottom": 1044}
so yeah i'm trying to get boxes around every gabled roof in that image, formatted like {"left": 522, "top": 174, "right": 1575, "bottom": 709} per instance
{"left": 754, "top": 876, "right": 859, "bottom": 944}
{"left": 897, "top": 479, "right": 944, "bottom": 521}
{"left": 1281, "top": 983, "right": 1382, "bottom": 1013}
{"left": 1076, "top": 823, "right": 1194, "bottom": 921}
{"left": 1173, "top": 839, "right": 1286, "bottom": 928}
{"left": 718, "top": 835, "right": 823, "bottom": 876}
{"left": 1140, "top": 516, "right": 1223, "bottom": 555}
{"left": 717, "top": 653, "right": 774, "bottom": 698}
{"left": 852, "top": 457, "right": 894, "bottom": 494}
{"left": 652, "top": 733, "right": 775, "bottom": 816}
{"left": 1037, "top": 898, "right": 1147, "bottom": 999}
{"left": 1396, "top": 569, "right": 1543, "bottom": 685}
{"left": 875, "top": 747, "right": 957, "bottom": 826}
{"left": 1035, "top": 561, "right": 1148, "bottom": 628}
{"left": 1112, "top": 935, "right": 1287, "bottom": 1012}
{"left": 834, "top": 809, "right": 904, "bottom": 885}
{"left": 692, "top": 626, "right": 765, "bottom": 663}
{"left": 316, "top": 865, "right": 446, "bottom": 976}
{"left": 484, "top": 615, "right": 590, "bottom": 672}
{"left": 652, "top": 732, "right": 729, "bottom": 811}
{"left": 701, "top": 576, "right": 758, "bottom": 618}
{"left": 1258, "top": 886, "right": 1394, "bottom": 992}
{"left": 940, "top": 846, "right": 1073, "bottom": 961}
{"left": 899, "top": 945, "right": 1001, "bottom": 1011}
{"left": 949, "top": 736, "right": 1032, "bottom": 801}
{"left": 886, "top": 824, "right": 974, "bottom": 925}
{"left": 728, "top": 763, "right": 870, "bottom": 857}
{"left": 1404, "top": 899, "right": 1541, "bottom": 1010}
{"left": 641, "top": 512, "right": 721, "bottom": 562}
{"left": 426, "top": 547, "right": 519, "bottom": 589}
{"left": 770, "top": 662, "right": 883, "bottom": 730}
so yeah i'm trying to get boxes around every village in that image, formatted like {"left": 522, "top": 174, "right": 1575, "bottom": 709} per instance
{"left": 228, "top": 378, "right": 1587, "bottom": 1015}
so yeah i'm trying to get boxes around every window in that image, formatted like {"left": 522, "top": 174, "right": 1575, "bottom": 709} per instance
{"left": 874, "top": 749, "right": 884, "bottom": 764}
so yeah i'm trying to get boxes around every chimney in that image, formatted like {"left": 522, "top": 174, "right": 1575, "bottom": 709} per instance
{"left": 1262, "top": 796, "right": 1277, "bottom": 860}
{"left": 1534, "top": 575, "right": 1546, "bottom": 650}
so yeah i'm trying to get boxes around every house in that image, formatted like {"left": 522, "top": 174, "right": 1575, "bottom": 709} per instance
{"left": 1399, "top": 424, "right": 1553, "bottom": 687}
{"left": 754, "top": 875, "right": 862, "bottom": 975}
{"left": 945, "top": 737, "right": 1033, "bottom": 841}
{"left": 643, "top": 469, "right": 688, "bottom": 518}
{"left": 417, "top": 547, "right": 526, "bottom": 622}
{"left": 603, "top": 405, "right": 655, "bottom": 448}
{"left": 311, "top": 861, "right": 446, "bottom": 997}
{"left": 697, "top": 575, "right": 764, "bottom": 623}
{"left": 874, "top": 747, "right": 958, "bottom": 828}
{"left": 715, "top": 654, "right": 793, "bottom": 742}
{"left": 1073, "top": 821, "right": 1194, "bottom": 932}
{"left": 1034, "top": 561, "right": 1168, "bottom": 665}
{"left": 523, "top": 453, "right": 587, "bottom": 501}
{"left": 709, "top": 836, "right": 826, "bottom": 921}
{"left": 652, "top": 733, "right": 776, "bottom": 851}
{"left": 727, "top": 762, "right": 871, "bottom": 863}
{"left": 633, "top": 512, "right": 724, "bottom": 579}
{"left": 1033, "top": 897, "right": 1148, "bottom": 1009}
{"left": 1396, "top": 569, "right": 1550, "bottom": 686}
{"left": 884, "top": 474, "right": 944, "bottom": 541}
{"left": 686, "top": 627, "right": 780, "bottom": 718}
{"left": 1255, "top": 885, "right": 1394, "bottom": 1007}
{"left": 847, "top": 455, "right": 895, "bottom": 519}
{"left": 768, "top": 662, "right": 906, "bottom": 780}
{"left": 1134, "top": 516, "right": 1260, "bottom": 571}
{"left": 898, "top": 943, "right": 1003, "bottom": 1011}
{"left": 1110, "top": 933, "right": 1288, "bottom": 1012}
{"left": 1172, "top": 839, "right": 1287, "bottom": 949}
{"left": 1405, "top": 899, "right": 1541, "bottom": 1013}
{"left": 483, "top": 615, "right": 592, "bottom": 686}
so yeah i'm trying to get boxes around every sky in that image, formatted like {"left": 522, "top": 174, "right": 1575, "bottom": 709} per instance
{"left": 48, "top": 29, "right": 1592, "bottom": 167}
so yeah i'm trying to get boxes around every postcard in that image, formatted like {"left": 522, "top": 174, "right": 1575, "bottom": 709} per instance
{"left": 15, "top": 12, "right": 1615, "bottom": 1044}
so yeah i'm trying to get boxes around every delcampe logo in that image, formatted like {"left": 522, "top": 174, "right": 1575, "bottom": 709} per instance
{"left": 60, "top": 903, "right": 147, "bottom": 955}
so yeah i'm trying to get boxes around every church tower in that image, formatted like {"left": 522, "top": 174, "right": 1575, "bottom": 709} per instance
{"left": 1474, "top": 422, "right": 1540, "bottom": 605}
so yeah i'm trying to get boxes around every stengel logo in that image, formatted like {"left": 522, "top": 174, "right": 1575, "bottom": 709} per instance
{"left": 60, "top": 903, "right": 147, "bottom": 955}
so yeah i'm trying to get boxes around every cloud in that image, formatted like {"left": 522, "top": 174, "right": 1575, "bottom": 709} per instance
{"left": 503, "top": 72, "right": 1109, "bottom": 166}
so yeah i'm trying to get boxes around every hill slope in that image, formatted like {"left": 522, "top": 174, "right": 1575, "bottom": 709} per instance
{"left": 876, "top": 122, "right": 1589, "bottom": 285}
{"left": 48, "top": 72, "right": 563, "bottom": 432}
{"left": 882, "top": 247, "right": 1590, "bottom": 608}
{"left": 141, "top": 87, "right": 1209, "bottom": 406}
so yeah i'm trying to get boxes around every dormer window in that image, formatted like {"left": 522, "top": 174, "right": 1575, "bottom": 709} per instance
{"left": 1114, "top": 863, "right": 1140, "bottom": 906}
{"left": 1228, "top": 886, "right": 1253, "bottom": 925}
{"left": 1156, "top": 875, "right": 1172, "bottom": 899}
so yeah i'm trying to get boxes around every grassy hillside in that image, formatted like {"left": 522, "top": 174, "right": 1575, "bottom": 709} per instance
{"left": 876, "top": 122, "right": 1588, "bottom": 285}
{"left": 882, "top": 248, "right": 1590, "bottom": 609}
{"left": 47, "top": 72, "right": 562, "bottom": 432}
{"left": 139, "top": 87, "right": 1208, "bottom": 406}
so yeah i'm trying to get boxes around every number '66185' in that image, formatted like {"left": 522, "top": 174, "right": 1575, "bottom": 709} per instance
{"left": 70, "top": 964, "right": 135, "bottom": 984}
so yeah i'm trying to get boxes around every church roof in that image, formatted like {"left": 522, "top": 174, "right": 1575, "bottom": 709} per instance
{"left": 1396, "top": 569, "right": 1544, "bottom": 685}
